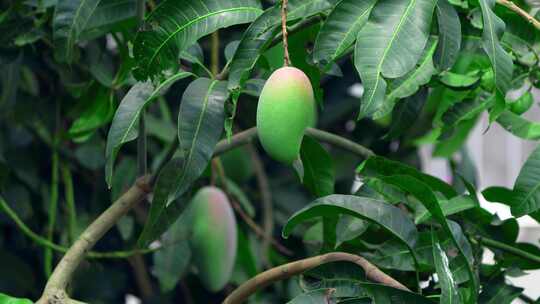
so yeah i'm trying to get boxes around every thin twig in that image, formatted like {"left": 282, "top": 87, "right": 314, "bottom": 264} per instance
{"left": 213, "top": 158, "right": 293, "bottom": 257}
{"left": 44, "top": 145, "right": 59, "bottom": 277}
{"left": 247, "top": 144, "right": 274, "bottom": 266}
{"left": 474, "top": 236, "right": 540, "bottom": 264}
{"left": 211, "top": 31, "right": 220, "bottom": 76}
{"left": 222, "top": 252, "right": 409, "bottom": 304}
{"left": 281, "top": 0, "right": 290, "bottom": 66}
{"left": 61, "top": 163, "right": 77, "bottom": 243}
{"left": 496, "top": 0, "right": 540, "bottom": 31}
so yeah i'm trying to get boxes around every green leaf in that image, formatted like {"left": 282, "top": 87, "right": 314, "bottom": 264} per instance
{"left": 379, "top": 175, "right": 477, "bottom": 302}
{"left": 283, "top": 195, "right": 418, "bottom": 253}
{"left": 312, "top": 0, "right": 377, "bottom": 66}
{"left": 80, "top": 0, "right": 137, "bottom": 40}
{"left": 360, "top": 283, "right": 436, "bottom": 303}
{"left": 105, "top": 71, "right": 193, "bottom": 187}
{"left": 385, "top": 88, "right": 427, "bottom": 139}
{"left": 439, "top": 72, "right": 480, "bottom": 89}
{"left": 496, "top": 110, "right": 540, "bottom": 140}
{"left": 354, "top": 0, "right": 437, "bottom": 118}
{"left": 133, "top": 0, "right": 262, "bottom": 80}
{"left": 357, "top": 156, "right": 458, "bottom": 199}
{"left": 478, "top": 276, "right": 523, "bottom": 304}
{"left": 434, "top": 0, "right": 461, "bottom": 71}
{"left": 53, "top": 0, "right": 101, "bottom": 63}
{"left": 0, "top": 293, "right": 33, "bottom": 304}
{"left": 416, "top": 195, "right": 476, "bottom": 224}
{"left": 228, "top": 0, "right": 336, "bottom": 91}
{"left": 137, "top": 158, "right": 187, "bottom": 247}
{"left": 152, "top": 211, "right": 192, "bottom": 292}
{"left": 380, "top": 38, "right": 438, "bottom": 118}
{"left": 478, "top": 0, "right": 513, "bottom": 93}
{"left": 299, "top": 136, "right": 335, "bottom": 197}
{"left": 433, "top": 116, "right": 479, "bottom": 158}
{"left": 0, "top": 53, "right": 22, "bottom": 110}
{"left": 511, "top": 144, "right": 540, "bottom": 217}
{"left": 68, "top": 86, "right": 114, "bottom": 141}
{"left": 172, "top": 78, "right": 229, "bottom": 201}
{"left": 432, "top": 232, "right": 461, "bottom": 304}
{"left": 287, "top": 289, "right": 337, "bottom": 304}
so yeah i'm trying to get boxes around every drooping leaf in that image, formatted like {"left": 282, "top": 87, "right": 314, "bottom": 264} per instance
{"left": 172, "top": 78, "right": 229, "bottom": 201}
{"left": 415, "top": 195, "right": 476, "bottom": 224}
{"left": 434, "top": 0, "right": 461, "bottom": 70}
{"left": 53, "top": 0, "right": 101, "bottom": 63}
{"left": 299, "top": 136, "right": 335, "bottom": 197}
{"left": 133, "top": 0, "right": 262, "bottom": 80}
{"left": 68, "top": 86, "right": 114, "bottom": 142}
{"left": 312, "top": 0, "right": 377, "bottom": 66}
{"left": 478, "top": 0, "right": 513, "bottom": 93}
{"left": 511, "top": 144, "right": 540, "bottom": 217}
{"left": 478, "top": 276, "right": 523, "bottom": 304}
{"left": 137, "top": 158, "right": 187, "bottom": 247}
{"left": 354, "top": 0, "right": 437, "bottom": 118}
{"left": 496, "top": 110, "right": 540, "bottom": 140}
{"left": 80, "top": 0, "right": 137, "bottom": 40}
{"left": 380, "top": 38, "right": 438, "bottom": 118}
{"left": 379, "top": 175, "right": 477, "bottom": 302}
{"left": 283, "top": 195, "right": 418, "bottom": 254}
{"left": 433, "top": 115, "right": 479, "bottom": 158}
{"left": 152, "top": 211, "right": 192, "bottom": 292}
{"left": 385, "top": 88, "right": 427, "bottom": 139}
{"left": 357, "top": 156, "right": 458, "bottom": 199}
{"left": 228, "top": 0, "right": 337, "bottom": 92}
{"left": 105, "top": 71, "right": 193, "bottom": 186}
{"left": 0, "top": 293, "right": 33, "bottom": 304}
{"left": 432, "top": 232, "right": 461, "bottom": 304}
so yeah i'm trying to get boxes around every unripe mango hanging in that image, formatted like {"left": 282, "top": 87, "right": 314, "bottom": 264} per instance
{"left": 256, "top": 67, "right": 315, "bottom": 163}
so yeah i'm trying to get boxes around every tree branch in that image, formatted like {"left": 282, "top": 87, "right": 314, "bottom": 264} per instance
{"left": 36, "top": 127, "right": 371, "bottom": 303}
{"left": 36, "top": 176, "right": 152, "bottom": 304}
{"left": 474, "top": 235, "right": 540, "bottom": 264}
{"left": 496, "top": 0, "right": 540, "bottom": 31}
{"left": 222, "top": 252, "right": 409, "bottom": 304}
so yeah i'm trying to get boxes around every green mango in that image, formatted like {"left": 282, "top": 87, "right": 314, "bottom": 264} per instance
{"left": 190, "top": 186, "right": 237, "bottom": 291}
{"left": 257, "top": 67, "right": 315, "bottom": 163}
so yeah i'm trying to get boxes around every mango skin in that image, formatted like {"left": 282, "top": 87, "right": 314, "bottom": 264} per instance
{"left": 190, "top": 186, "right": 237, "bottom": 292}
{"left": 257, "top": 67, "right": 315, "bottom": 163}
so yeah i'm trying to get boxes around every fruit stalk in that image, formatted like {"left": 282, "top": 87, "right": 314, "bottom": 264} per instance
{"left": 281, "top": 0, "right": 290, "bottom": 66}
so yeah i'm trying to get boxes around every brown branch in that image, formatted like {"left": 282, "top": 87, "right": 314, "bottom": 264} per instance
{"left": 36, "top": 176, "right": 152, "bottom": 304}
{"left": 37, "top": 127, "right": 372, "bottom": 303}
{"left": 222, "top": 252, "right": 409, "bottom": 304}
{"left": 496, "top": 0, "right": 540, "bottom": 31}
{"left": 248, "top": 144, "right": 274, "bottom": 266}
{"left": 281, "top": 0, "right": 291, "bottom": 66}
